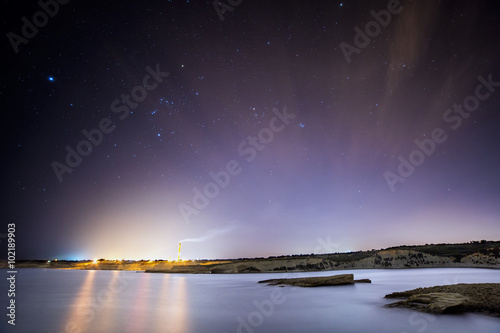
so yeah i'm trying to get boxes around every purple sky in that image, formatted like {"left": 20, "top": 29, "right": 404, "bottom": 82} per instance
{"left": 2, "top": 0, "right": 500, "bottom": 260}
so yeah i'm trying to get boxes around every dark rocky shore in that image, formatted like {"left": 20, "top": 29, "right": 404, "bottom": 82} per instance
{"left": 385, "top": 283, "right": 500, "bottom": 316}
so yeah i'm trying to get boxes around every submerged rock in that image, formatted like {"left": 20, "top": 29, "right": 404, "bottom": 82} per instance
{"left": 258, "top": 274, "right": 371, "bottom": 287}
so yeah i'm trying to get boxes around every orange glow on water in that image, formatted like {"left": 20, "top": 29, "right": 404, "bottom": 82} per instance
{"left": 93, "top": 271, "right": 123, "bottom": 332}
{"left": 60, "top": 270, "right": 96, "bottom": 333}
{"left": 152, "top": 275, "right": 189, "bottom": 333}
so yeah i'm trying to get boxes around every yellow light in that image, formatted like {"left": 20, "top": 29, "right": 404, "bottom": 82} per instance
{"left": 93, "top": 258, "right": 98, "bottom": 264}
{"left": 177, "top": 242, "right": 182, "bottom": 262}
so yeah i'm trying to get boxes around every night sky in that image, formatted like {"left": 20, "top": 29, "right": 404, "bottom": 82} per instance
{"left": 2, "top": 0, "right": 500, "bottom": 261}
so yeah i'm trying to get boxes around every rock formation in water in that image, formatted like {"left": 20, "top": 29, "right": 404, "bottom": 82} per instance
{"left": 385, "top": 283, "right": 500, "bottom": 316}
{"left": 258, "top": 274, "right": 369, "bottom": 287}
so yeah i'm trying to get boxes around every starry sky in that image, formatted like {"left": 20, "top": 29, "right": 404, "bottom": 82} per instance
{"left": 2, "top": 0, "right": 500, "bottom": 261}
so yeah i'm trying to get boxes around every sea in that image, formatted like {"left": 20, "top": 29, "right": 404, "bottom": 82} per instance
{"left": 1, "top": 267, "right": 499, "bottom": 333}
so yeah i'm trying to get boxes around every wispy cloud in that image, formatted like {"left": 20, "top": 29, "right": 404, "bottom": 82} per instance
{"left": 180, "top": 224, "right": 240, "bottom": 243}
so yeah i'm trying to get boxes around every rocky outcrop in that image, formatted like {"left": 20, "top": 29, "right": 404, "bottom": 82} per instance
{"left": 209, "top": 258, "right": 326, "bottom": 273}
{"left": 258, "top": 274, "right": 371, "bottom": 287}
{"left": 161, "top": 248, "right": 500, "bottom": 273}
{"left": 386, "top": 292, "right": 469, "bottom": 314}
{"left": 355, "top": 250, "right": 455, "bottom": 269}
{"left": 385, "top": 283, "right": 500, "bottom": 316}
{"left": 460, "top": 253, "right": 500, "bottom": 266}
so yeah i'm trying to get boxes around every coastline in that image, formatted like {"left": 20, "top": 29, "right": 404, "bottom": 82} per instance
{"left": 3, "top": 243, "right": 500, "bottom": 274}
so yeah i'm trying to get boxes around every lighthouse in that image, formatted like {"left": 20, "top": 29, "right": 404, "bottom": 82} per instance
{"left": 177, "top": 242, "right": 182, "bottom": 261}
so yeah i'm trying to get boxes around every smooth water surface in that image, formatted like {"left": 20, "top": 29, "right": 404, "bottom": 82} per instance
{"left": 1, "top": 268, "right": 500, "bottom": 333}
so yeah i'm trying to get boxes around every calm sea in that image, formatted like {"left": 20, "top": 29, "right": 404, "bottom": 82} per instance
{"left": 1, "top": 268, "right": 499, "bottom": 333}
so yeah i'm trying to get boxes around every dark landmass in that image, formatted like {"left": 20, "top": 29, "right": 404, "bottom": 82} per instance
{"left": 385, "top": 283, "right": 500, "bottom": 317}
{"left": 258, "top": 274, "right": 371, "bottom": 287}
{"left": 2, "top": 240, "right": 499, "bottom": 273}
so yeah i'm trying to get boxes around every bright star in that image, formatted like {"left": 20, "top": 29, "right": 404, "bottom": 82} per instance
{"left": 48, "top": 77, "right": 54, "bottom": 81}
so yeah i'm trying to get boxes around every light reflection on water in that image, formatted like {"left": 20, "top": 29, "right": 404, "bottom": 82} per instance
{"left": 94, "top": 271, "right": 120, "bottom": 333}
{"left": 1, "top": 268, "right": 500, "bottom": 333}
{"left": 129, "top": 273, "right": 150, "bottom": 332}
{"left": 50, "top": 270, "right": 190, "bottom": 333}
{"left": 60, "top": 269, "right": 95, "bottom": 333}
